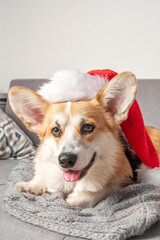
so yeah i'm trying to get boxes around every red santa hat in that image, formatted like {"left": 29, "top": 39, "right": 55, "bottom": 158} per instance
{"left": 88, "top": 69, "right": 159, "bottom": 169}
{"left": 38, "top": 69, "right": 159, "bottom": 169}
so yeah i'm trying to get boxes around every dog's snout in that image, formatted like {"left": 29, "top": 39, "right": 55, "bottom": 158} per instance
{"left": 58, "top": 153, "right": 77, "bottom": 168}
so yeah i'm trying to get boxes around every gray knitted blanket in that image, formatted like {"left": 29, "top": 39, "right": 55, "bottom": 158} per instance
{"left": 3, "top": 157, "right": 160, "bottom": 240}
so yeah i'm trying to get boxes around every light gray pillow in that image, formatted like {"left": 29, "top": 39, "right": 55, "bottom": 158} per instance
{"left": 0, "top": 109, "right": 35, "bottom": 159}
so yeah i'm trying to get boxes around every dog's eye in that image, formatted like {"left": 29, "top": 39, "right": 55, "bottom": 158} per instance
{"left": 51, "top": 127, "right": 62, "bottom": 137}
{"left": 81, "top": 124, "right": 95, "bottom": 135}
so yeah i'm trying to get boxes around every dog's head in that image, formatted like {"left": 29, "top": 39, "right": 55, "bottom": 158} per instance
{"left": 9, "top": 72, "right": 137, "bottom": 182}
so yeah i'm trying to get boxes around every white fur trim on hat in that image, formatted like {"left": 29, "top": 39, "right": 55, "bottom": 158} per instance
{"left": 38, "top": 70, "right": 108, "bottom": 103}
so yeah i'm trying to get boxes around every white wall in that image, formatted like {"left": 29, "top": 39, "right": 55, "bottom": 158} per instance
{"left": 1, "top": 0, "right": 160, "bottom": 93}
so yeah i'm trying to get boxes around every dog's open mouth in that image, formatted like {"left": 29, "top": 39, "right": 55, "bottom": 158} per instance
{"left": 63, "top": 152, "right": 96, "bottom": 182}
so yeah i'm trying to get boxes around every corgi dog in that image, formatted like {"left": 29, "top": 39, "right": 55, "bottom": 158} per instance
{"left": 8, "top": 71, "right": 160, "bottom": 207}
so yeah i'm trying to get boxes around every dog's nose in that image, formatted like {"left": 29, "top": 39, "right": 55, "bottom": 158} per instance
{"left": 58, "top": 153, "right": 77, "bottom": 168}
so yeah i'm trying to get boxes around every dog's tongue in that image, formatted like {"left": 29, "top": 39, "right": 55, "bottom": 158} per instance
{"left": 63, "top": 170, "right": 81, "bottom": 182}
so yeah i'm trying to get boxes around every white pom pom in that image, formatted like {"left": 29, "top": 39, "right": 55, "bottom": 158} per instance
{"left": 38, "top": 70, "right": 108, "bottom": 103}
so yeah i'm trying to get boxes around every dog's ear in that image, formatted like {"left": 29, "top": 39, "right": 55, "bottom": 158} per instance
{"left": 96, "top": 72, "right": 137, "bottom": 125}
{"left": 9, "top": 87, "right": 49, "bottom": 132}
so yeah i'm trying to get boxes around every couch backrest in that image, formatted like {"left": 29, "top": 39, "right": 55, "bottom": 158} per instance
{"left": 5, "top": 78, "right": 160, "bottom": 147}
{"left": 136, "top": 79, "right": 160, "bottom": 129}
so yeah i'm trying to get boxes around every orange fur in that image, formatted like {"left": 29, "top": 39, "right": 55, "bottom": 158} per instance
{"left": 146, "top": 126, "right": 160, "bottom": 159}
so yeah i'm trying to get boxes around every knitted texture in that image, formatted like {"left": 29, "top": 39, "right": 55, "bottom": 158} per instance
{"left": 4, "top": 157, "right": 160, "bottom": 240}
{"left": 88, "top": 69, "right": 159, "bottom": 168}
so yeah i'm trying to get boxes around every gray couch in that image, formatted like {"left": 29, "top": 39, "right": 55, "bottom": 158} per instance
{"left": 1, "top": 78, "right": 160, "bottom": 240}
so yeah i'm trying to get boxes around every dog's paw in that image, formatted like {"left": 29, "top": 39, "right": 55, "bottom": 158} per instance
{"left": 15, "top": 181, "right": 46, "bottom": 195}
{"left": 66, "top": 192, "right": 94, "bottom": 208}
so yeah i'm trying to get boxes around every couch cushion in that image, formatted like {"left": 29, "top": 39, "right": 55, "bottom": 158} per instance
{"left": 0, "top": 109, "right": 35, "bottom": 160}
{"left": 0, "top": 159, "right": 19, "bottom": 184}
